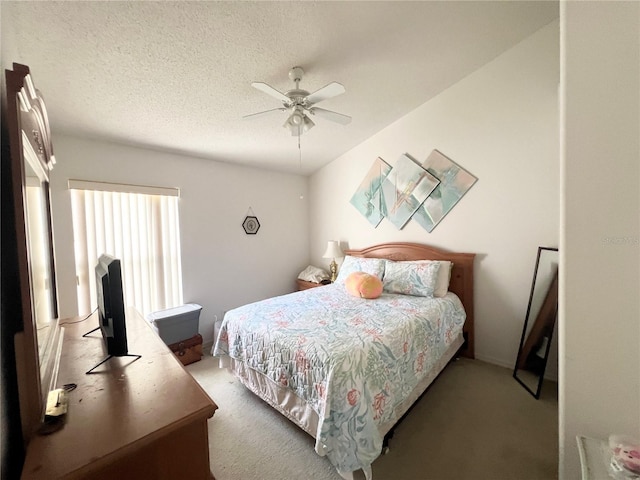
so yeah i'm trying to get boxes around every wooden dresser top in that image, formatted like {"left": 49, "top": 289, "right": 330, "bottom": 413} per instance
{"left": 21, "top": 307, "right": 217, "bottom": 479}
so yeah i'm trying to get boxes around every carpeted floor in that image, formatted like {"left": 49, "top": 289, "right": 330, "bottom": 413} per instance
{"left": 187, "top": 354, "right": 558, "bottom": 480}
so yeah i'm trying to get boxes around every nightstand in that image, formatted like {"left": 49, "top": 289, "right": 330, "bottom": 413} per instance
{"left": 296, "top": 279, "right": 325, "bottom": 291}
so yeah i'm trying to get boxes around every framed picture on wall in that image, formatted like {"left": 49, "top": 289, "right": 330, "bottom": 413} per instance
{"left": 413, "top": 149, "right": 477, "bottom": 232}
{"left": 349, "top": 157, "right": 392, "bottom": 227}
{"left": 380, "top": 154, "right": 440, "bottom": 230}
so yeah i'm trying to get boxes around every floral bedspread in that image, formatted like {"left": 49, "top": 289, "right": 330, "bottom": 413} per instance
{"left": 213, "top": 284, "right": 466, "bottom": 478}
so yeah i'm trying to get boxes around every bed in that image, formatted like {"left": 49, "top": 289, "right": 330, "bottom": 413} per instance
{"left": 213, "top": 242, "right": 475, "bottom": 479}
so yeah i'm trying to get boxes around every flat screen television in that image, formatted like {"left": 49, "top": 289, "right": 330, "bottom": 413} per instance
{"left": 85, "top": 254, "right": 140, "bottom": 374}
{"left": 95, "top": 254, "right": 127, "bottom": 355}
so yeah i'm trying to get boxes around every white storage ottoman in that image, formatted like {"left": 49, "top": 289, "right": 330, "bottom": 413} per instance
{"left": 147, "top": 303, "right": 202, "bottom": 345}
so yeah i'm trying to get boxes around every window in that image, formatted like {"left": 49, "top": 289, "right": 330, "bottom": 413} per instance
{"left": 69, "top": 180, "right": 183, "bottom": 316}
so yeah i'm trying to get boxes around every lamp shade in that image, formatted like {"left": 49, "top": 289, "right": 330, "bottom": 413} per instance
{"left": 291, "top": 111, "right": 303, "bottom": 125}
{"left": 302, "top": 115, "right": 315, "bottom": 132}
{"left": 283, "top": 107, "right": 315, "bottom": 136}
{"left": 322, "top": 241, "right": 343, "bottom": 259}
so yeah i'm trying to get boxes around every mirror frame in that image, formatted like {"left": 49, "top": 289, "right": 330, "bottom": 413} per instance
{"left": 513, "top": 246, "right": 559, "bottom": 399}
{"left": 5, "top": 63, "right": 61, "bottom": 440}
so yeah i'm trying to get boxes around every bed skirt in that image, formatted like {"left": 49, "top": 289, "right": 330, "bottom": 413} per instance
{"left": 218, "top": 332, "right": 464, "bottom": 443}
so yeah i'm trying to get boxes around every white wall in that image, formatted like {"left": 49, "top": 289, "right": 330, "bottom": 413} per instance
{"left": 49, "top": 135, "right": 309, "bottom": 344}
{"left": 309, "top": 21, "right": 560, "bottom": 368}
{"left": 560, "top": 2, "right": 640, "bottom": 478}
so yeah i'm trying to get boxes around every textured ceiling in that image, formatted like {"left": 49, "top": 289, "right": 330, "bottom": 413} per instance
{"left": 1, "top": 1, "right": 558, "bottom": 175}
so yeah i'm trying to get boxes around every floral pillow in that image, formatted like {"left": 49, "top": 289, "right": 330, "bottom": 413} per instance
{"left": 335, "top": 256, "right": 386, "bottom": 284}
{"left": 394, "top": 260, "right": 452, "bottom": 297}
{"left": 383, "top": 260, "right": 441, "bottom": 297}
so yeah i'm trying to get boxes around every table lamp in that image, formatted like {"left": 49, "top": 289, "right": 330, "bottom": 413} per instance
{"left": 322, "top": 241, "right": 344, "bottom": 283}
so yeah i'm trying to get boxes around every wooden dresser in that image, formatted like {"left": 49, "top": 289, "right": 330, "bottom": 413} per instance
{"left": 21, "top": 307, "right": 218, "bottom": 480}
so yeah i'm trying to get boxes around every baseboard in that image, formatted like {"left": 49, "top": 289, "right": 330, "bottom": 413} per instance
{"left": 475, "top": 353, "right": 558, "bottom": 382}
{"left": 474, "top": 353, "right": 514, "bottom": 370}
{"left": 203, "top": 340, "right": 214, "bottom": 355}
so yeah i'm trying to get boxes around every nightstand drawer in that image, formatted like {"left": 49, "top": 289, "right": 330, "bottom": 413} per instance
{"left": 297, "top": 279, "right": 323, "bottom": 291}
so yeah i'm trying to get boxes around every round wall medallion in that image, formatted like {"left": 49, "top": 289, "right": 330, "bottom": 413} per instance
{"left": 242, "top": 216, "right": 260, "bottom": 235}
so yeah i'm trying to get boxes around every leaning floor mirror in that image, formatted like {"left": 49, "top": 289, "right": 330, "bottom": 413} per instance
{"left": 513, "top": 247, "right": 559, "bottom": 399}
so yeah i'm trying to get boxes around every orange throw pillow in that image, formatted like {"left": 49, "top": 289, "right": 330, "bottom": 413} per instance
{"left": 345, "top": 272, "right": 383, "bottom": 299}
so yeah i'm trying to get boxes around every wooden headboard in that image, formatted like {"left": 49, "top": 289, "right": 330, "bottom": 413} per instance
{"left": 344, "top": 242, "right": 476, "bottom": 359}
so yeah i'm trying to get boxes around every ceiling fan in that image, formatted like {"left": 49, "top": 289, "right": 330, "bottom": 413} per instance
{"left": 244, "top": 67, "right": 351, "bottom": 136}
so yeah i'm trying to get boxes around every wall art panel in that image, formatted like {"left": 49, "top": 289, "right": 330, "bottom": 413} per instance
{"left": 349, "top": 157, "right": 392, "bottom": 227}
{"left": 380, "top": 154, "right": 440, "bottom": 230}
{"left": 413, "top": 149, "right": 478, "bottom": 233}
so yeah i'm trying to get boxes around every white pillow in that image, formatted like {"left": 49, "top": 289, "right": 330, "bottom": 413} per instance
{"left": 433, "top": 261, "right": 452, "bottom": 297}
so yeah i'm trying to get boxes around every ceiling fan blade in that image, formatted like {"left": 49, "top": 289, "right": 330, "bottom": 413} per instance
{"left": 305, "top": 82, "right": 346, "bottom": 105}
{"left": 307, "top": 107, "right": 352, "bottom": 125}
{"left": 251, "top": 82, "right": 290, "bottom": 103}
{"left": 243, "top": 107, "right": 286, "bottom": 120}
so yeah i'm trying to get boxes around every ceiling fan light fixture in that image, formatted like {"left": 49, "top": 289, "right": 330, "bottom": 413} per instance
{"left": 302, "top": 115, "right": 315, "bottom": 132}
{"left": 283, "top": 108, "right": 314, "bottom": 136}
{"left": 291, "top": 111, "right": 303, "bottom": 126}
{"left": 251, "top": 67, "right": 350, "bottom": 139}
{"left": 283, "top": 116, "right": 299, "bottom": 136}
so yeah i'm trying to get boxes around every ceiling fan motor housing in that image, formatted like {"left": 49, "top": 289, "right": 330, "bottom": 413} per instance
{"left": 288, "top": 66, "right": 304, "bottom": 83}
{"left": 284, "top": 89, "right": 309, "bottom": 108}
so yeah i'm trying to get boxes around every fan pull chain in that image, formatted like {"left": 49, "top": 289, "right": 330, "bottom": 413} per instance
{"left": 298, "top": 134, "right": 302, "bottom": 169}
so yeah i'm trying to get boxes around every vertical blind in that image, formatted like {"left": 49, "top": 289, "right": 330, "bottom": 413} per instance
{"left": 69, "top": 180, "right": 183, "bottom": 316}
